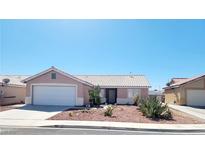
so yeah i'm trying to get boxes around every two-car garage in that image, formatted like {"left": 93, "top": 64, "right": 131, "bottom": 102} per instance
{"left": 32, "top": 85, "right": 77, "bottom": 106}
{"left": 187, "top": 90, "right": 205, "bottom": 107}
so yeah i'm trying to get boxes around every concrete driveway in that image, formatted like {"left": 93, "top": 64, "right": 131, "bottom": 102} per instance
{"left": 169, "top": 104, "right": 205, "bottom": 120}
{"left": 0, "top": 105, "right": 69, "bottom": 120}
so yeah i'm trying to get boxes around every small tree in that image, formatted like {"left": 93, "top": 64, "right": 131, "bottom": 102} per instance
{"left": 89, "top": 85, "right": 101, "bottom": 107}
{"left": 166, "top": 82, "right": 171, "bottom": 87}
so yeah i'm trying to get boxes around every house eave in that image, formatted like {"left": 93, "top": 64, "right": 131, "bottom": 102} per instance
{"left": 0, "top": 83, "right": 25, "bottom": 88}
{"left": 163, "top": 85, "right": 180, "bottom": 90}
{"left": 21, "top": 67, "right": 93, "bottom": 87}
{"left": 98, "top": 86, "right": 151, "bottom": 89}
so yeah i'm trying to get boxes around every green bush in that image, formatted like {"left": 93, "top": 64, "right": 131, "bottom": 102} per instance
{"left": 89, "top": 85, "right": 101, "bottom": 107}
{"left": 139, "top": 97, "right": 172, "bottom": 120}
{"left": 104, "top": 105, "right": 114, "bottom": 117}
{"left": 133, "top": 96, "right": 140, "bottom": 106}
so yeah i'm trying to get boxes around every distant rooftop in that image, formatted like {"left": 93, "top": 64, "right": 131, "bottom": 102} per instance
{"left": 171, "top": 78, "right": 189, "bottom": 84}
{"left": 0, "top": 75, "right": 29, "bottom": 86}
{"left": 149, "top": 90, "right": 164, "bottom": 96}
{"left": 164, "top": 74, "right": 205, "bottom": 89}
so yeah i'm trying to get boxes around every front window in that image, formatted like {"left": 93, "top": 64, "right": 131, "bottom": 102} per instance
{"left": 100, "top": 89, "right": 105, "bottom": 97}
{"left": 128, "top": 89, "right": 140, "bottom": 98}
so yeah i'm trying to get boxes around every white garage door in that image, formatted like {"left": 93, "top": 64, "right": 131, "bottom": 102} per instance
{"left": 187, "top": 90, "right": 205, "bottom": 107}
{"left": 32, "top": 85, "right": 76, "bottom": 106}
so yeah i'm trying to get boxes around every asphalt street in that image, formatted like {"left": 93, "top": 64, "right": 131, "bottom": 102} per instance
{"left": 1, "top": 126, "right": 205, "bottom": 135}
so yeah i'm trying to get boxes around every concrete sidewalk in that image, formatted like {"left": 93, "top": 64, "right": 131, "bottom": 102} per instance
{"left": 169, "top": 104, "right": 205, "bottom": 120}
{"left": 0, "top": 119, "right": 205, "bottom": 131}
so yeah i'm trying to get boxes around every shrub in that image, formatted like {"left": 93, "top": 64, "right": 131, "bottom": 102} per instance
{"left": 104, "top": 105, "right": 114, "bottom": 117}
{"left": 89, "top": 85, "right": 101, "bottom": 107}
{"left": 82, "top": 108, "right": 89, "bottom": 113}
{"left": 69, "top": 112, "right": 73, "bottom": 117}
{"left": 133, "top": 96, "right": 140, "bottom": 106}
{"left": 139, "top": 97, "right": 172, "bottom": 120}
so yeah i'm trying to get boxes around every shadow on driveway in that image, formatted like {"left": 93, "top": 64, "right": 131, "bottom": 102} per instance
{"left": 17, "top": 105, "right": 71, "bottom": 112}
{"left": 0, "top": 105, "right": 72, "bottom": 120}
{"left": 182, "top": 105, "right": 205, "bottom": 109}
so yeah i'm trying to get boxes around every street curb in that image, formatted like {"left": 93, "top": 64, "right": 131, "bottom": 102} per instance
{"left": 41, "top": 125, "right": 205, "bottom": 133}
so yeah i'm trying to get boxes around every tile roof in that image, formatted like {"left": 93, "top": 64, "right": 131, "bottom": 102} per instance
{"left": 0, "top": 74, "right": 151, "bottom": 88}
{"left": 0, "top": 75, "right": 29, "bottom": 86}
{"left": 76, "top": 75, "right": 151, "bottom": 88}
{"left": 164, "top": 74, "right": 205, "bottom": 89}
{"left": 171, "top": 78, "right": 189, "bottom": 84}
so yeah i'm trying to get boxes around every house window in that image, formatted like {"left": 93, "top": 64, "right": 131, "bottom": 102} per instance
{"left": 100, "top": 89, "right": 105, "bottom": 97}
{"left": 128, "top": 89, "right": 140, "bottom": 98}
{"left": 51, "top": 73, "right": 56, "bottom": 79}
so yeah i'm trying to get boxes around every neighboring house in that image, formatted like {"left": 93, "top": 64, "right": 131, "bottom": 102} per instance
{"left": 0, "top": 75, "right": 27, "bottom": 105}
{"left": 21, "top": 67, "right": 151, "bottom": 106}
{"left": 149, "top": 90, "right": 164, "bottom": 102}
{"left": 164, "top": 75, "right": 205, "bottom": 107}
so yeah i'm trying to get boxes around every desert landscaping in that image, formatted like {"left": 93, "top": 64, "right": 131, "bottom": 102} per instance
{"left": 48, "top": 105, "right": 205, "bottom": 124}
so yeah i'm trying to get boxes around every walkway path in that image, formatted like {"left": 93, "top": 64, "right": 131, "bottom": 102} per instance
{"left": 169, "top": 104, "right": 205, "bottom": 120}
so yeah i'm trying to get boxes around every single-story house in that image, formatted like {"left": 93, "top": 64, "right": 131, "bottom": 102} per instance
{"left": 0, "top": 75, "right": 27, "bottom": 105}
{"left": 21, "top": 67, "right": 151, "bottom": 106}
{"left": 164, "top": 74, "right": 205, "bottom": 107}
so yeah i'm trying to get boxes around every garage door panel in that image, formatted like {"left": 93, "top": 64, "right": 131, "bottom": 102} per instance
{"left": 187, "top": 90, "right": 205, "bottom": 107}
{"left": 33, "top": 85, "right": 76, "bottom": 106}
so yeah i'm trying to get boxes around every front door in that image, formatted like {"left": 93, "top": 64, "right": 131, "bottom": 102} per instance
{"left": 106, "top": 89, "right": 117, "bottom": 104}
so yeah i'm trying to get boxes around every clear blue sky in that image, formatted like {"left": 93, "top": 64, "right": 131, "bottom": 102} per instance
{"left": 0, "top": 20, "right": 205, "bottom": 90}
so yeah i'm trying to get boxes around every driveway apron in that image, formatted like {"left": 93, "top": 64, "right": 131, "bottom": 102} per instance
{"left": 0, "top": 105, "right": 69, "bottom": 120}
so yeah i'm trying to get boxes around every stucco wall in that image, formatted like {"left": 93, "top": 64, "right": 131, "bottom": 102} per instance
{"left": 183, "top": 78, "right": 204, "bottom": 89}
{"left": 117, "top": 88, "right": 149, "bottom": 104}
{"left": 141, "top": 88, "right": 149, "bottom": 98}
{"left": 83, "top": 85, "right": 92, "bottom": 104}
{"left": 165, "top": 77, "right": 205, "bottom": 105}
{"left": 117, "top": 88, "right": 148, "bottom": 98}
{"left": 165, "top": 88, "right": 181, "bottom": 104}
{"left": 26, "top": 70, "right": 86, "bottom": 97}
{"left": 25, "top": 70, "right": 92, "bottom": 105}
{"left": 117, "top": 88, "right": 128, "bottom": 98}
{"left": 0, "top": 86, "right": 26, "bottom": 105}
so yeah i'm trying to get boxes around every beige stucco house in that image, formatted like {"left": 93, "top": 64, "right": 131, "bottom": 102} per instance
{"left": 0, "top": 76, "right": 27, "bottom": 105}
{"left": 164, "top": 74, "right": 205, "bottom": 107}
{"left": 21, "top": 67, "right": 151, "bottom": 106}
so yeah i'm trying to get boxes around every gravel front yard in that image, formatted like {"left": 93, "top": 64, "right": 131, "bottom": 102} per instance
{"left": 48, "top": 105, "right": 205, "bottom": 124}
